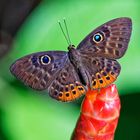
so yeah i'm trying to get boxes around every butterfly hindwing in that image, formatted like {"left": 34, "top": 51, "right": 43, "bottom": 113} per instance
{"left": 10, "top": 51, "right": 68, "bottom": 90}
{"left": 77, "top": 17, "right": 132, "bottom": 59}
{"left": 48, "top": 59, "right": 86, "bottom": 102}
{"left": 80, "top": 56, "right": 121, "bottom": 89}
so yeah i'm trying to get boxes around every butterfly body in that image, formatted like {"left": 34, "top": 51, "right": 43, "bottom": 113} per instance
{"left": 10, "top": 17, "right": 132, "bottom": 102}
{"left": 68, "top": 46, "right": 89, "bottom": 86}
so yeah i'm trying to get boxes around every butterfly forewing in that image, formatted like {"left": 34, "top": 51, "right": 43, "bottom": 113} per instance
{"left": 10, "top": 51, "right": 68, "bottom": 90}
{"left": 77, "top": 17, "right": 132, "bottom": 59}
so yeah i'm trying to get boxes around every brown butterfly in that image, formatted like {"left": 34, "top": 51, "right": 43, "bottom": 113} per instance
{"left": 10, "top": 17, "right": 132, "bottom": 102}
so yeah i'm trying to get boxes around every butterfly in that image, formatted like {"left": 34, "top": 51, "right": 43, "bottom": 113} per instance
{"left": 10, "top": 17, "right": 132, "bottom": 102}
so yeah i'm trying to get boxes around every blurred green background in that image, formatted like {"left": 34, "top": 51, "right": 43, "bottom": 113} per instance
{"left": 0, "top": 0, "right": 140, "bottom": 139}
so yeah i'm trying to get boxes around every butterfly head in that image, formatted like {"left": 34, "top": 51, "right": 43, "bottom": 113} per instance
{"left": 68, "top": 44, "right": 75, "bottom": 50}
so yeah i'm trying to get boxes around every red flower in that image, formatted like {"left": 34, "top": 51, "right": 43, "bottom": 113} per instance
{"left": 71, "top": 84, "right": 121, "bottom": 140}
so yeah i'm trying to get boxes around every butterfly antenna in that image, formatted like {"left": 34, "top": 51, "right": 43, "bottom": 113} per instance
{"left": 63, "top": 18, "right": 72, "bottom": 45}
{"left": 58, "top": 20, "right": 70, "bottom": 45}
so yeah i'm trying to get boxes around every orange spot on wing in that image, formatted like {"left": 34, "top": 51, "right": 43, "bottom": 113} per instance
{"left": 92, "top": 79, "right": 98, "bottom": 89}
{"left": 58, "top": 82, "right": 85, "bottom": 102}
{"left": 58, "top": 91, "right": 64, "bottom": 101}
{"left": 92, "top": 71, "right": 117, "bottom": 89}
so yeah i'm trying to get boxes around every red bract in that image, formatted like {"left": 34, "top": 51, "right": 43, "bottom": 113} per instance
{"left": 71, "top": 84, "right": 121, "bottom": 140}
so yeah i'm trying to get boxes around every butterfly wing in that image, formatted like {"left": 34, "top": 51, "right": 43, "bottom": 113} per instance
{"left": 77, "top": 17, "right": 132, "bottom": 59}
{"left": 10, "top": 51, "right": 86, "bottom": 102}
{"left": 48, "top": 59, "right": 86, "bottom": 102}
{"left": 76, "top": 17, "right": 132, "bottom": 89}
{"left": 80, "top": 56, "right": 121, "bottom": 89}
{"left": 10, "top": 51, "right": 68, "bottom": 90}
